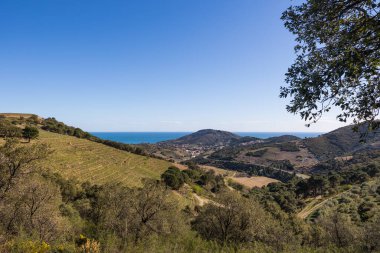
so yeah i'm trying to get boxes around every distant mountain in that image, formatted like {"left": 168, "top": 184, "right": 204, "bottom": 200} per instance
{"left": 302, "top": 123, "right": 380, "bottom": 160}
{"left": 229, "top": 136, "right": 261, "bottom": 145}
{"left": 150, "top": 124, "right": 380, "bottom": 170}
{"left": 161, "top": 129, "right": 242, "bottom": 146}
{"left": 266, "top": 135, "right": 301, "bottom": 143}
{"left": 187, "top": 124, "right": 380, "bottom": 173}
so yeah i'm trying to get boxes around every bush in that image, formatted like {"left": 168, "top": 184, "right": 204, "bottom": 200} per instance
{"left": 22, "top": 126, "right": 39, "bottom": 142}
{"left": 27, "top": 115, "right": 40, "bottom": 125}
{"left": 41, "top": 117, "right": 146, "bottom": 156}
{"left": 161, "top": 166, "right": 185, "bottom": 190}
{"left": 3, "top": 239, "right": 50, "bottom": 253}
{"left": 228, "top": 180, "right": 244, "bottom": 191}
{"left": 191, "top": 184, "right": 203, "bottom": 195}
{"left": 0, "top": 121, "right": 22, "bottom": 138}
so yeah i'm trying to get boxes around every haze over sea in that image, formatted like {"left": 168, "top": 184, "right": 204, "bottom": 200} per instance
{"left": 91, "top": 132, "right": 324, "bottom": 144}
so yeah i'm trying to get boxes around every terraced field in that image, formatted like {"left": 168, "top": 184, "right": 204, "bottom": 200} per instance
{"left": 37, "top": 130, "right": 172, "bottom": 187}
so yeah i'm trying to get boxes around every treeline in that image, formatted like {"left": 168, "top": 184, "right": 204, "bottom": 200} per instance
{"left": 251, "top": 155, "right": 380, "bottom": 215}
{"left": 161, "top": 164, "right": 226, "bottom": 193}
{"left": 311, "top": 150, "right": 380, "bottom": 173}
{"left": 42, "top": 117, "right": 93, "bottom": 139}
{"left": 0, "top": 118, "right": 39, "bottom": 142}
{"left": 41, "top": 117, "right": 145, "bottom": 156}
{"left": 2, "top": 115, "right": 162, "bottom": 160}
{"left": 189, "top": 158, "right": 295, "bottom": 182}
{"left": 246, "top": 148, "right": 267, "bottom": 157}
{"left": 0, "top": 120, "right": 23, "bottom": 137}
{"left": 0, "top": 138, "right": 380, "bottom": 252}
{"left": 295, "top": 165, "right": 379, "bottom": 199}
{"left": 277, "top": 142, "right": 300, "bottom": 152}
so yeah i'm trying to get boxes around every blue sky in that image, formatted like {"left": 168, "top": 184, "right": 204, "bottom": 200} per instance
{"left": 0, "top": 0, "right": 347, "bottom": 132}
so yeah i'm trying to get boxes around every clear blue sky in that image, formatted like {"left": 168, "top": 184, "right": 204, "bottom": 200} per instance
{"left": 0, "top": 0, "right": 347, "bottom": 132}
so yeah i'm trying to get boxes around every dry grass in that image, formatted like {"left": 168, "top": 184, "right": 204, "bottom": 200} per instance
{"left": 201, "top": 165, "right": 278, "bottom": 188}
{"left": 200, "top": 165, "right": 235, "bottom": 176}
{"left": 0, "top": 113, "right": 35, "bottom": 118}
{"left": 32, "top": 130, "right": 172, "bottom": 187}
{"left": 173, "top": 163, "right": 188, "bottom": 171}
{"left": 229, "top": 176, "right": 279, "bottom": 188}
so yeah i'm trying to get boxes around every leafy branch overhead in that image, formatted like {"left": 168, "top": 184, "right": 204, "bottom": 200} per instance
{"left": 280, "top": 0, "right": 380, "bottom": 129}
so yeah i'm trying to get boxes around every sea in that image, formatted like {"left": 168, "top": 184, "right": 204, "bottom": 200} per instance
{"left": 90, "top": 132, "right": 324, "bottom": 144}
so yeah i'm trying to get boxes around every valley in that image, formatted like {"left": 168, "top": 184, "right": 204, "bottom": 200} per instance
{"left": 142, "top": 126, "right": 380, "bottom": 179}
{"left": 1, "top": 113, "right": 380, "bottom": 253}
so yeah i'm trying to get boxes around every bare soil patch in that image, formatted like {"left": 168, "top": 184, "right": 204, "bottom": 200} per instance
{"left": 229, "top": 176, "right": 279, "bottom": 188}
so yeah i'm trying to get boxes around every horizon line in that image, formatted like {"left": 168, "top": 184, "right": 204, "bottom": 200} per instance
{"left": 88, "top": 131, "right": 326, "bottom": 133}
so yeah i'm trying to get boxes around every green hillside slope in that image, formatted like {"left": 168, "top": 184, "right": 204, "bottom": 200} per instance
{"left": 37, "top": 130, "right": 171, "bottom": 187}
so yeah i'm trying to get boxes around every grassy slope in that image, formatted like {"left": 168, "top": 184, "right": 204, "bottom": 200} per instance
{"left": 37, "top": 130, "right": 171, "bottom": 187}
{"left": 0, "top": 113, "right": 35, "bottom": 118}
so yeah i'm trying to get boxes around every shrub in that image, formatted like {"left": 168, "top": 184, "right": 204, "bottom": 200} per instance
{"left": 0, "top": 121, "right": 22, "bottom": 138}
{"left": 76, "top": 235, "right": 100, "bottom": 253}
{"left": 191, "top": 184, "right": 203, "bottom": 195}
{"left": 228, "top": 180, "right": 244, "bottom": 191}
{"left": 3, "top": 240, "right": 50, "bottom": 253}
{"left": 22, "top": 126, "right": 39, "bottom": 142}
{"left": 161, "top": 166, "right": 185, "bottom": 190}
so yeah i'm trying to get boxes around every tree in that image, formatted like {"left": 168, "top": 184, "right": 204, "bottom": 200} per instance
{"left": 22, "top": 126, "right": 39, "bottom": 142}
{"left": 192, "top": 191, "right": 277, "bottom": 245}
{"left": 281, "top": 0, "right": 380, "bottom": 130}
{"left": 328, "top": 173, "right": 342, "bottom": 189}
{"left": 308, "top": 176, "right": 329, "bottom": 196}
{"left": 161, "top": 166, "right": 185, "bottom": 190}
{"left": 317, "top": 209, "right": 360, "bottom": 248}
{"left": 362, "top": 214, "right": 380, "bottom": 252}
{"left": 129, "top": 180, "right": 183, "bottom": 243}
{"left": 3, "top": 177, "right": 67, "bottom": 242}
{"left": 0, "top": 139, "right": 50, "bottom": 200}
{"left": 92, "top": 183, "right": 132, "bottom": 242}
{"left": 27, "top": 114, "right": 40, "bottom": 125}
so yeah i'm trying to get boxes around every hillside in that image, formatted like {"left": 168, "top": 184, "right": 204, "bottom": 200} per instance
{"left": 37, "top": 130, "right": 171, "bottom": 187}
{"left": 266, "top": 135, "right": 301, "bottom": 143}
{"left": 0, "top": 113, "right": 36, "bottom": 118}
{"left": 1, "top": 114, "right": 379, "bottom": 252}
{"left": 302, "top": 124, "right": 380, "bottom": 160}
{"left": 192, "top": 124, "right": 380, "bottom": 175}
{"left": 0, "top": 117, "right": 172, "bottom": 188}
{"left": 161, "top": 129, "right": 242, "bottom": 146}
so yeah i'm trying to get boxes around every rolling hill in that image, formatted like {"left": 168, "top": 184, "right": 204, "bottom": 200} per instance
{"left": 0, "top": 113, "right": 37, "bottom": 118}
{"left": 174, "top": 124, "right": 380, "bottom": 176}
{"left": 302, "top": 124, "right": 380, "bottom": 160}
{"left": 161, "top": 129, "right": 242, "bottom": 146}
{"left": 37, "top": 130, "right": 172, "bottom": 187}
{"left": 0, "top": 114, "right": 173, "bottom": 188}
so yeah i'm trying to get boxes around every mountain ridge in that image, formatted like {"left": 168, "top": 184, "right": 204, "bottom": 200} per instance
{"left": 160, "top": 129, "right": 242, "bottom": 146}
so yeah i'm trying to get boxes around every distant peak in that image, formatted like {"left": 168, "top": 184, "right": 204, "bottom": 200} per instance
{"left": 161, "top": 129, "right": 241, "bottom": 145}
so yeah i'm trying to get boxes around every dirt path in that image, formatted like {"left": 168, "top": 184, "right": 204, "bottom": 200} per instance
{"left": 297, "top": 196, "right": 324, "bottom": 219}
{"left": 297, "top": 189, "right": 351, "bottom": 219}
{"left": 192, "top": 193, "right": 209, "bottom": 206}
